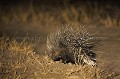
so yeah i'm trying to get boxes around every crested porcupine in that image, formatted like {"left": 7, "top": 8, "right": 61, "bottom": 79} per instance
{"left": 47, "top": 25, "right": 97, "bottom": 66}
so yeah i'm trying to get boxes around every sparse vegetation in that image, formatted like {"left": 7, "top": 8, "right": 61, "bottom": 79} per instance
{"left": 0, "top": 0, "right": 120, "bottom": 28}
{"left": 0, "top": 35, "right": 119, "bottom": 79}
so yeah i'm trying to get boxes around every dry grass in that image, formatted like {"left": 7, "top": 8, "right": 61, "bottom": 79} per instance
{"left": 0, "top": 1, "right": 119, "bottom": 28}
{"left": 0, "top": 36, "right": 119, "bottom": 79}
{"left": 0, "top": 36, "right": 42, "bottom": 79}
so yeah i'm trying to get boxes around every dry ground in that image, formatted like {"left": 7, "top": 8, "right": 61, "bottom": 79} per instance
{"left": 0, "top": 25, "right": 120, "bottom": 79}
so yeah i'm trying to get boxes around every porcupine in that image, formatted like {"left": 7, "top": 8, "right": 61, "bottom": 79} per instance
{"left": 47, "top": 25, "right": 97, "bottom": 66}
